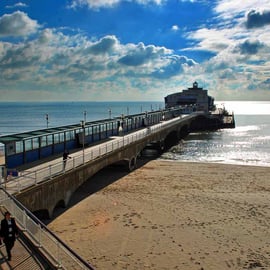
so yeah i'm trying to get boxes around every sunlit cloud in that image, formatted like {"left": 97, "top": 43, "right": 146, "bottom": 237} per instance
{"left": 171, "top": 25, "right": 179, "bottom": 31}
{"left": 69, "top": 0, "right": 165, "bottom": 9}
{"left": 0, "top": 11, "right": 39, "bottom": 37}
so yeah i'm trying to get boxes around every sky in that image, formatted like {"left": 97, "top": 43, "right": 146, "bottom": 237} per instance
{"left": 0, "top": 0, "right": 270, "bottom": 102}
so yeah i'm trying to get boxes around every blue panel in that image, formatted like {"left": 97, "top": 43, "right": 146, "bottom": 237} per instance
{"left": 107, "top": 130, "right": 113, "bottom": 136}
{"left": 112, "top": 128, "right": 118, "bottom": 136}
{"left": 93, "top": 134, "right": 100, "bottom": 142}
{"left": 84, "top": 135, "right": 93, "bottom": 145}
{"left": 100, "top": 131, "right": 107, "bottom": 140}
{"left": 26, "top": 150, "right": 39, "bottom": 163}
{"left": 41, "top": 146, "right": 53, "bottom": 158}
{"left": 66, "top": 140, "right": 77, "bottom": 150}
{"left": 6, "top": 153, "right": 24, "bottom": 169}
{"left": 54, "top": 143, "right": 65, "bottom": 154}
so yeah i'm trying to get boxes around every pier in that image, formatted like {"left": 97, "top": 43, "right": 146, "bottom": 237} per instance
{"left": 0, "top": 106, "right": 234, "bottom": 269}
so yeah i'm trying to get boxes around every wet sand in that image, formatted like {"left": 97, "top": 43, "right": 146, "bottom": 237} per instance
{"left": 48, "top": 160, "right": 270, "bottom": 270}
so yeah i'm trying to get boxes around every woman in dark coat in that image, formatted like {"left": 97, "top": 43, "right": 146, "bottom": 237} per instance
{"left": 0, "top": 211, "right": 18, "bottom": 261}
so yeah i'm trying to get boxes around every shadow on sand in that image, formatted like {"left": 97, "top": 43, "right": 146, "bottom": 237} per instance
{"left": 45, "top": 157, "right": 152, "bottom": 224}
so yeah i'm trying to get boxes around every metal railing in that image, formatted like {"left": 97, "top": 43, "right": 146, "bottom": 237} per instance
{"left": 0, "top": 188, "right": 96, "bottom": 269}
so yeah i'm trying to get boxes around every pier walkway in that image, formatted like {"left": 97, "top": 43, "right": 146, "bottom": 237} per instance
{"left": 3, "top": 113, "right": 195, "bottom": 194}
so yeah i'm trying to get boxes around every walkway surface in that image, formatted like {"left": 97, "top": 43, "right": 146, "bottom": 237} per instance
{"left": 0, "top": 239, "right": 47, "bottom": 270}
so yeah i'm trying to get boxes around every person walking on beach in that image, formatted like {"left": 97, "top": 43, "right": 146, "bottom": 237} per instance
{"left": 63, "top": 150, "right": 71, "bottom": 171}
{"left": 0, "top": 211, "right": 18, "bottom": 261}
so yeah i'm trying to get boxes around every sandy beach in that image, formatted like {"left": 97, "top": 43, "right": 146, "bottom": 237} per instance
{"left": 48, "top": 160, "right": 270, "bottom": 270}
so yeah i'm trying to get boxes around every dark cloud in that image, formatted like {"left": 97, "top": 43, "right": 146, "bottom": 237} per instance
{"left": 219, "top": 69, "right": 235, "bottom": 80}
{"left": 89, "top": 35, "right": 117, "bottom": 54}
{"left": 246, "top": 10, "right": 270, "bottom": 29}
{"left": 0, "top": 44, "right": 40, "bottom": 69}
{"left": 152, "top": 55, "right": 196, "bottom": 79}
{"left": 205, "top": 61, "right": 228, "bottom": 73}
{"left": 263, "top": 78, "right": 270, "bottom": 86}
{"left": 118, "top": 43, "right": 167, "bottom": 66}
{"left": 239, "top": 40, "right": 263, "bottom": 55}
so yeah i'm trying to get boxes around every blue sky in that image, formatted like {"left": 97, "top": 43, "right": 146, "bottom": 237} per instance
{"left": 0, "top": 0, "right": 270, "bottom": 101}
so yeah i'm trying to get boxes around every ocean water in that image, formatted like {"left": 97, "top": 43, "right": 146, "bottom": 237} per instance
{"left": 0, "top": 101, "right": 163, "bottom": 135}
{"left": 0, "top": 101, "right": 163, "bottom": 153}
{"left": 0, "top": 101, "right": 269, "bottom": 167}
{"left": 161, "top": 101, "right": 270, "bottom": 167}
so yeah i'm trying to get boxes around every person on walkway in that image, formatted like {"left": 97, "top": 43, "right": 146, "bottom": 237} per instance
{"left": 0, "top": 211, "right": 18, "bottom": 261}
{"left": 63, "top": 150, "right": 71, "bottom": 171}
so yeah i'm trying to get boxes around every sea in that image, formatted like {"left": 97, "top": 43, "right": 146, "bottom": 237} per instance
{"left": 0, "top": 101, "right": 269, "bottom": 167}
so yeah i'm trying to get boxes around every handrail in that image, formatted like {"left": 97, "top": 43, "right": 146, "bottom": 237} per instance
{"left": 0, "top": 187, "right": 96, "bottom": 269}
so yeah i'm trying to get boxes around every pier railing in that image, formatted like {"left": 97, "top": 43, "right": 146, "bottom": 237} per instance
{"left": 0, "top": 187, "right": 96, "bottom": 269}
{"left": 5, "top": 114, "right": 195, "bottom": 193}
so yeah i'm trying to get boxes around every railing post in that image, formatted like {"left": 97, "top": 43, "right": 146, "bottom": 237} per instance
{"left": 57, "top": 241, "right": 62, "bottom": 269}
{"left": 16, "top": 179, "right": 21, "bottom": 193}
{"left": 38, "top": 224, "right": 42, "bottom": 248}
{"left": 22, "top": 210, "right": 27, "bottom": 231}
{"left": 73, "top": 157, "right": 75, "bottom": 169}
{"left": 49, "top": 165, "right": 52, "bottom": 179}
{"left": 35, "top": 171, "right": 37, "bottom": 185}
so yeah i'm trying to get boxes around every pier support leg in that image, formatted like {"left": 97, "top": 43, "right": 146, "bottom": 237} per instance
{"left": 128, "top": 156, "right": 137, "bottom": 171}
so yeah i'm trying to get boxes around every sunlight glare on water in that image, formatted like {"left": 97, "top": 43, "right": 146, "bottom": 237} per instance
{"left": 220, "top": 101, "right": 270, "bottom": 115}
{"left": 161, "top": 101, "right": 270, "bottom": 167}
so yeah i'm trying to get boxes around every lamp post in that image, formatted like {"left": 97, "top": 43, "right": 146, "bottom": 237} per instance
{"left": 80, "top": 120, "right": 85, "bottom": 164}
{"left": 45, "top": 114, "right": 49, "bottom": 128}
{"left": 83, "top": 111, "right": 87, "bottom": 123}
{"left": 108, "top": 108, "right": 112, "bottom": 119}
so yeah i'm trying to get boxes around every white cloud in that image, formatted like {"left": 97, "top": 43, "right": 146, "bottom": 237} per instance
{"left": 179, "top": 0, "right": 270, "bottom": 101}
{"left": 6, "top": 2, "right": 28, "bottom": 9}
{"left": 69, "top": 0, "right": 120, "bottom": 9}
{"left": 185, "top": 27, "right": 234, "bottom": 52}
{"left": 171, "top": 25, "right": 179, "bottom": 31}
{"left": 0, "top": 11, "right": 39, "bottom": 37}
{"left": 215, "top": 0, "right": 270, "bottom": 18}
{"left": 1, "top": 2, "right": 270, "bottom": 101}
{"left": 69, "top": 0, "right": 164, "bottom": 9}
{"left": 0, "top": 28, "right": 196, "bottom": 101}
{"left": 186, "top": 0, "right": 270, "bottom": 53}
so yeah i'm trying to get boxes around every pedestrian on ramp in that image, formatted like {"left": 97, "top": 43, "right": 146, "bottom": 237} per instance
{"left": 0, "top": 211, "right": 18, "bottom": 261}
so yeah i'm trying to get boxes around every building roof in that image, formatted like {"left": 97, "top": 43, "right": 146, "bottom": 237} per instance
{"left": 0, "top": 118, "right": 114, "bottom": 144}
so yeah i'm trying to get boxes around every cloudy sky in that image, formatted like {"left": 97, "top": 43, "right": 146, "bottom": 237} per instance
{"left": 0, "top": 0, "right": 270, "bottom": 102}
